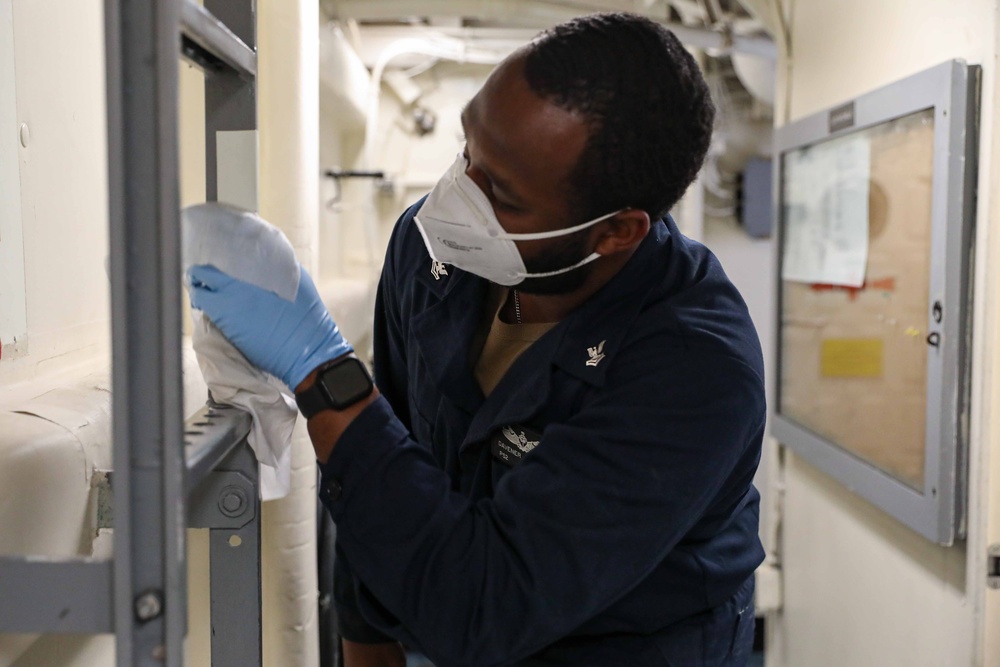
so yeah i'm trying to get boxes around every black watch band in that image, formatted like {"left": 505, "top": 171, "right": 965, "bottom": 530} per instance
{"left": 295, "top": 356, "right": 374, "bottom": 419}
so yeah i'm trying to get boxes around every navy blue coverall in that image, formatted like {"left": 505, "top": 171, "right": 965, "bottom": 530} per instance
{"left": 318, "top": 201, "right": 766, "bottom": 666}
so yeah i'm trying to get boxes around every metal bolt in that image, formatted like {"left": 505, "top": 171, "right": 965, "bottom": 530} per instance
{"left": 218, "top": 485, "right": 247, "bottom": 517}
{"left": 134, "top": 591, "right": 163, "bottom": 622}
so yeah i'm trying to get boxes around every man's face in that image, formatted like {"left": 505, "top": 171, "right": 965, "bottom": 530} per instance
{"left": 460, "top": 54, "right": 597, "bottom": 295}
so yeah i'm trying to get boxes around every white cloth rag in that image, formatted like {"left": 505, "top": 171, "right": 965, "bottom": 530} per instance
{"left": 183, "top": 203, "right": 301, "bottom": 501}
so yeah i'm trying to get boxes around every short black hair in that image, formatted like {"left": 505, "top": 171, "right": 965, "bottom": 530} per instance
{"left": 523, "top": 12, "right": 715, "bottom": 221}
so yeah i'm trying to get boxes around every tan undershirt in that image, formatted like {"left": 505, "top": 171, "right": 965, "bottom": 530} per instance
{"left": 473, "top": 287, "right": 557, "bottom": 397}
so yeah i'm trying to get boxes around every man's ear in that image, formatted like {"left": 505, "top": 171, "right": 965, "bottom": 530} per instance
{"left": 594, "top": 209, "right": 651, "bottom": 256}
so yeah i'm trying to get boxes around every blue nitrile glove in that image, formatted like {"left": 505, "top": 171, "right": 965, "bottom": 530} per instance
{"left": 186, "top": 264, "right": 353, "bottom": 389}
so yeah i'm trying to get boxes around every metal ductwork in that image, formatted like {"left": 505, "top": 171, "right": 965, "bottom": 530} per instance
{"left": 322, "top": 0, "right": 777, "bottom": 61}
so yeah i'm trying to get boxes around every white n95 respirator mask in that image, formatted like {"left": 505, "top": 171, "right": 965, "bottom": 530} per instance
{"left": 413, "top": 153, "right": 622, "bottom": 286}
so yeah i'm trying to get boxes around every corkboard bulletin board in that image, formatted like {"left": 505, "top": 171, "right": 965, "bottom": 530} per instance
{"left": 778, "top": 109, "right": 934, "bottom": 490}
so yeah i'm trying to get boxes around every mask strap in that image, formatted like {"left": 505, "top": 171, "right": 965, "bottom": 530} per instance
{"left": 519, "top": 252, "right": 602, "bottom": 279}
{"left": 494, "top": 209, "right": 625, "bottom": 241}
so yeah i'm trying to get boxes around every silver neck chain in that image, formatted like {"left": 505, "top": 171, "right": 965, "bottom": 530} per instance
{"left": 513, "top": 289, "right": 522, "bottom": 324}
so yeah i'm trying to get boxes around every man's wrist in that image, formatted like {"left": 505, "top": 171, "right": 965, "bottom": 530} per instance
{"left": 295, "top": 353, "right": 379, "bottom": 464}
{"left": 306, "top": 388, "right": 379, "bottom": 464}
{"left": 295, "top": 353, "right": 374, "bottom": 418}
{"left": 295, "top": 352, "right": 355, "bottom": 394}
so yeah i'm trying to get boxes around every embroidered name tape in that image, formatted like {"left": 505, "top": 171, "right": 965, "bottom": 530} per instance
{"left": 491, "top": 424, "right": 543, "bottom": 467}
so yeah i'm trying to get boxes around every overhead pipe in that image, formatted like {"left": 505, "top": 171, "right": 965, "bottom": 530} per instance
{"left": 359, "top": 38, "right": 503, "bottom": 277}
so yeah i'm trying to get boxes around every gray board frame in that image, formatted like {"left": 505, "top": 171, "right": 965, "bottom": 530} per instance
{"left": 772, "top": 59, "right": 979, "bottom": 545}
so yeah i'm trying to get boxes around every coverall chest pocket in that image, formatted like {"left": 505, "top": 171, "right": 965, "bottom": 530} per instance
{"left": 407, "top": 375, "right": 440, "bottom": 450}
{"left": 489, "top": 423, "right": 544, "bottom": 486}
{"left": 408, "top": 404, "right": 435, "bottom": 450}
{"left": 405, "top": 348, "right": 443, "bottom": 444}
{"left": 406, "top": 355, "right": 475, "bottom": 473}
{"left": 487, "top": 371, "right": 590, "bottom": 485}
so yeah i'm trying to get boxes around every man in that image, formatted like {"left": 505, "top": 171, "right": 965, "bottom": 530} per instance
{"left": 188, "top": 12, "right": 765, "bottom": 667}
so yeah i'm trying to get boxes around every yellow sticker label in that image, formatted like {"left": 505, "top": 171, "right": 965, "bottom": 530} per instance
{"left": 821, "top": 338, "right": 884, "bottom": 378}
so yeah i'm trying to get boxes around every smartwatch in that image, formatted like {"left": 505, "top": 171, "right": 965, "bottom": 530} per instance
{"left": 295, "top": 356, "right": 374, "bottom": 419}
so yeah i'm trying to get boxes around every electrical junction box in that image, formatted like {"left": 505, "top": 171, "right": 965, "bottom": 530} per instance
{"left": 739, "top": 156, "right": 773, "bottom": 239}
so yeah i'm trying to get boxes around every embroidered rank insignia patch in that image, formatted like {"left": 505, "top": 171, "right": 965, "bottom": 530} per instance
{"left": 491, "top": 424, "right": 543, "bottom": 467}
{"left": 431, "top": 261, "right": 448, "bottom": 280}
{"left": 586, "top": 340, "right": 606, "bottom": 367}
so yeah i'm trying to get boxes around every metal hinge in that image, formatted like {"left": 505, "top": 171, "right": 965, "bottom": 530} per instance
{"left": 989, "top": 544, "right": 1000, "bottom": 589}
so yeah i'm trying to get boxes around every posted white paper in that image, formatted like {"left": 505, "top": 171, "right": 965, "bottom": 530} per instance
{"left": 782, "top": 132, "right": 872, "bottom": 288}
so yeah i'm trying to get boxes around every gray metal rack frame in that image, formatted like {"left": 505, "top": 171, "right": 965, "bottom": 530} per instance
{"left": 0, "top": 1, "right": 262, "bottom": 665}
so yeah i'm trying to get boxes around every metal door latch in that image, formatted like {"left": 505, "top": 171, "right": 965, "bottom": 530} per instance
{"left": 989, "top": 544, "right": 1000, "bottom": 589}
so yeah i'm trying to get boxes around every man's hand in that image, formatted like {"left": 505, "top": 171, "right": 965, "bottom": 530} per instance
{"left": 186, "top": 264, "right": 352, "bottom": 389}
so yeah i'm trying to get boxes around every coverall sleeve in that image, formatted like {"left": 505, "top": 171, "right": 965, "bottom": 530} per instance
{"left": 331, "top": 208, "right": 412, "bottom": 645}
{"left": 319, "top": 333, "right": 765, "bottom": 667}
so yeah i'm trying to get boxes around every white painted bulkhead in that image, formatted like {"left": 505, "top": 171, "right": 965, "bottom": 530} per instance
{"left": 767, "top": 1, "right": 1000, "bottom": 666}
{"left": 3, "top": 0, "right": 1000, "bottom": 666}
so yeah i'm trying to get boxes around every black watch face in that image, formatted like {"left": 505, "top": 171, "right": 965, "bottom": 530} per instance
{"left": 321, "top": 359, "right": 373, "bottom": 408}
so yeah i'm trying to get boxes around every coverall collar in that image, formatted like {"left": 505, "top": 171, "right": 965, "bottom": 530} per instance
{"left": 410, "top": 269, "right": 488, "bottom": 416}
{"left": 410, "top": 217, "right": 673, "bottom": 443}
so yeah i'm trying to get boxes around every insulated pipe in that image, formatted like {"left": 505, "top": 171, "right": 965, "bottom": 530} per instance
{"left": 361, "top": 38, "right": 502, "bottom": 277}
{"left": 257, "top": 0, "right": 321, "bottom": 665}
{"left": 261, "top": 0, "right": 321, "bottom": 276}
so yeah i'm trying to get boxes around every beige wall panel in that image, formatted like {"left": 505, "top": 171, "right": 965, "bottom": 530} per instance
{"left": 781, "top": 455, "right": 968, "bottom": 665}
{"left": 772, "top": 0, "right": 998, "bottom": 666}
{"left": 7, "top": 0, "right": 109, "bottom": 379}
